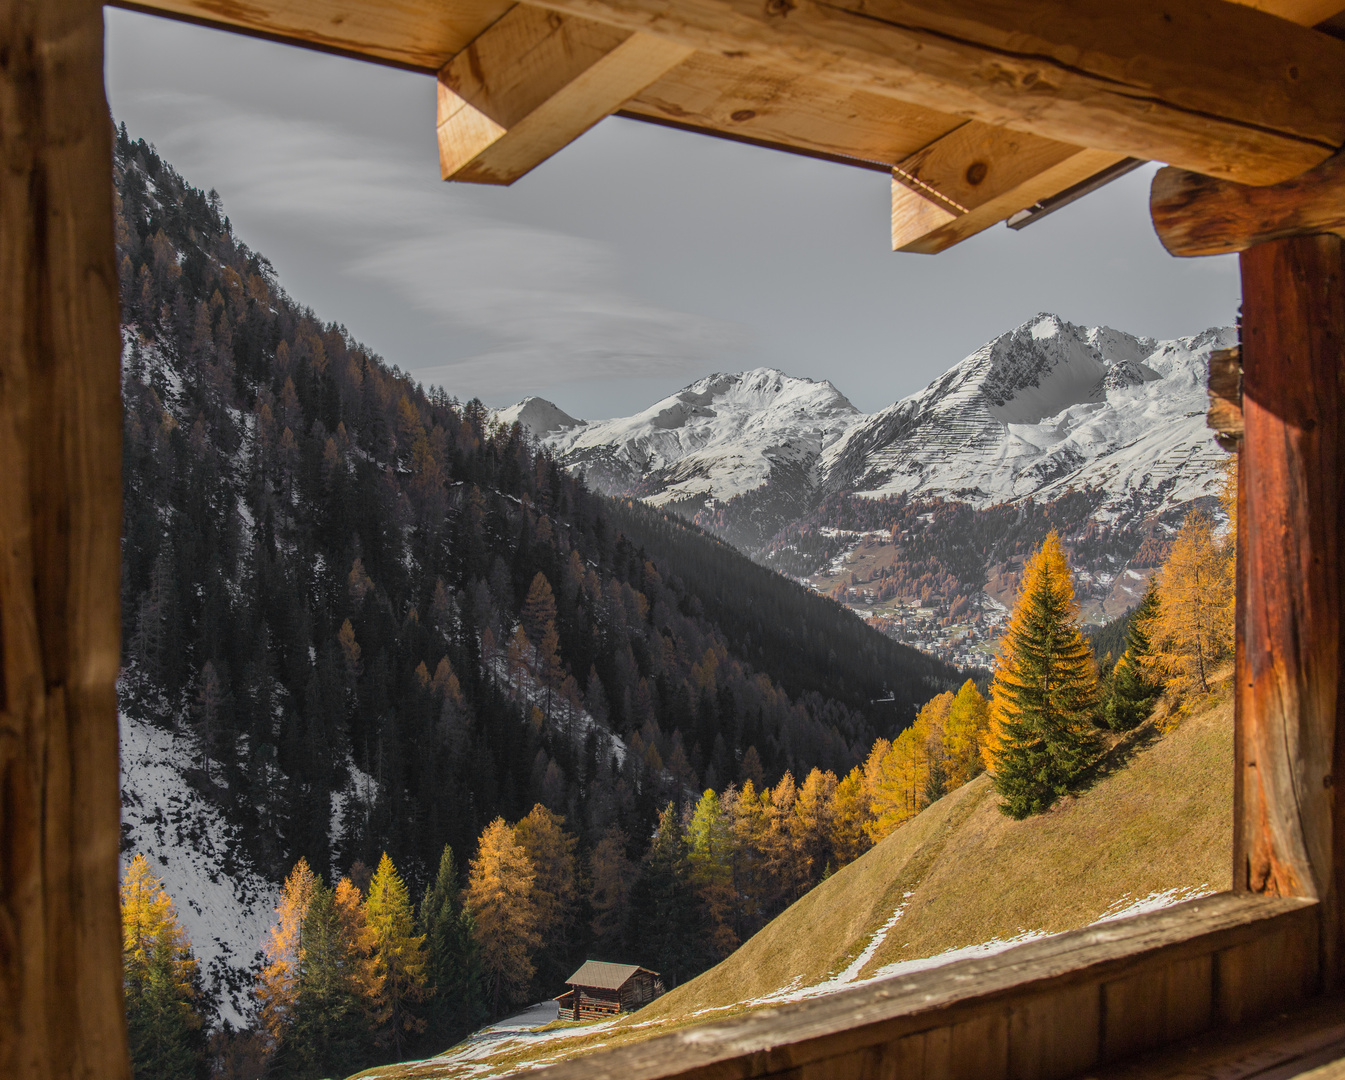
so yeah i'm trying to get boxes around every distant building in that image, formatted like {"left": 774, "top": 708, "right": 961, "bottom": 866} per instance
{"left": 555, "top": 961, "right": 665, "bottom": 1021}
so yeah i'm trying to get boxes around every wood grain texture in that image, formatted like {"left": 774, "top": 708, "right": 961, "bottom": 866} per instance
{"left": 1237, "top": 236, "right": 1345, "bottom": 988}
{"left": 623, "top": 53, "right": 958, "bottom": 169}
{"left": 437, "top": 5, "right": 691, "bottom": 183}
{"left": 524, "top": 0, "right": 1345, "bottom": 187}
{"left": 0, "top": 0, "right": 129, "bottom": 1077}
{"left": 891, "top": 126, "right": 1122, "bottom": 253}
{"left": 1153, "top": 150, "right": 1345, "bottom": 257}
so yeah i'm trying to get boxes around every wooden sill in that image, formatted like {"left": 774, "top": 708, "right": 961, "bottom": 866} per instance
{"left": 527, "top": 893, "right": 1319, "bottom": 1080}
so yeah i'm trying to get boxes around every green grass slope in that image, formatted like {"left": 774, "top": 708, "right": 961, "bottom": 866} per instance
{"left": 357, "top": 679, "right": 1233, "bottom": 1080}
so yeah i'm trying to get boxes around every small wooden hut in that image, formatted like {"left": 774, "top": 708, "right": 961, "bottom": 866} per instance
{"left": 555, "top": 962, "right": 665, "bottom": 1021}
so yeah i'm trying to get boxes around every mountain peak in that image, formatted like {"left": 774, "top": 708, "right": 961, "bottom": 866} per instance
{"left": 494, "top": 396, "right": 584, "bottom": 438}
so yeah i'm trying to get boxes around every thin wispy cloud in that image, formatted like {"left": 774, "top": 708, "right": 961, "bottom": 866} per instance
{"left": 119, "top": 91, "right": 741, "bottom": 398}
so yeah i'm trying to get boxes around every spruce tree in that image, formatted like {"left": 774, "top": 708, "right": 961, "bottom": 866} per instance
{"left": 121, "top": 855, "right": 209, "bottom": 1080}
{"left": 419, "top": 846, "right": 486, "bottom": 1048}
{"left": 366, "top": 853, "right": 429, "bottom": 1060}
{"left": 987, "top": 532, "right": 1102, "bottom": 818}
{"left": 288, "top": 880, "right": 372, "bottom": 1079}
{"left": 626, "top": 803, "right": 703, "bottom": 988}
{"left": 1104, "top": 582, "right": 1164, "bottom": 730}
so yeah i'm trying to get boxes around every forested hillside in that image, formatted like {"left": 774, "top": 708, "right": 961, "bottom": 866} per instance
{"left": 112, "top": 124, "right": 959, "bottom": 1029}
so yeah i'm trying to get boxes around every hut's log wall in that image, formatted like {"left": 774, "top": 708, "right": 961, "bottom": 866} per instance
{"left": 0, "top": 0, "right": 130, "bottom": 1076}
{"left": 1237, "top": 233, "right": 1345, "bottom": 984}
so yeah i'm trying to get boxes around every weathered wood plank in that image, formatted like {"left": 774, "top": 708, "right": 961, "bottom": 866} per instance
{"left": 1152, "top": 149, "right": 1345, "bottom": 257}
{"left": 0, "top": 0, "right": 129, "bottom": 1077}
{"left": 437, "top": 5, "right": 691, "bottom": 184}
{"left": 525, "top": 0, "right": 1345, "bottom": 187}
{"left": 1237, "top": 235, "right": 1345, "bottom": 984}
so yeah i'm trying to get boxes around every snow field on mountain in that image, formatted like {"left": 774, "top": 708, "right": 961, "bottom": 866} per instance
{"left": 120, "top": 712, "right": 278, "bottom": 1027}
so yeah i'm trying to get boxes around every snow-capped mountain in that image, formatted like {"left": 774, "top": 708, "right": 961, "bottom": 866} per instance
{"left": 822, "top": 314, "right": 1234, "bottom": 517}
{"left": 501, "top": 317, "right": 1230, "bottom": 521}
{"left": 499, "top": 368, "right": 861, "bottom": 507}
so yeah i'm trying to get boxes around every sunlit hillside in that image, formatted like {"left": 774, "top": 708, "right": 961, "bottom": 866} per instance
{"left": 356, "top": 673, "right": 1234, "bottom": 1080}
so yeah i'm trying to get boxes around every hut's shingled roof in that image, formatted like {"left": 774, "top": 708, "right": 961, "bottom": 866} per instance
{"left": 565, "top": 961, "right": 656, "bottom": 990}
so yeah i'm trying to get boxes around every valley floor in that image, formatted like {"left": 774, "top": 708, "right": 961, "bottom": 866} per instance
{"left": 352, "top": 674, "right": 1234, "bottom": 1080}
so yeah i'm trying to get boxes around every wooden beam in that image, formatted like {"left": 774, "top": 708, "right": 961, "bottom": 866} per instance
{"left": 0, "top": 0, "right": 130, "bottom": 1077}
{"left": 437, "top": 4, "right": 692, "bottom": 184}
{"left": 1151, "top": 150, "right": 1345, "bottom": 256}
{"left": 528, "top": 0, "right": 1345, "bottom": 188}
{"left": 888, "top": 0, "right": 1345, "bottom": 253}
{"left": 890, "top": 125, "right": 1125, "bottom": 254}
{"left": 621, "top": 53, "right": 960, "bottom": 172}
{"left": 1237, "top": 234, "right": 1345, "bottom": 984}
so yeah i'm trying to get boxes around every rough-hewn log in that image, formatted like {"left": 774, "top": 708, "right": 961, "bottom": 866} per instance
{"left": 1237, "top": 235, "right": 1345, "bottom": 987}
{"left": 437, "top": 5, "right": 691, "bottom": 184}
{"left": 0, "top": 0, "right": 129, "bottom": 1077}
{"left": 1153, "top": 150, "right": 1345, "bottom": 257}
{"left": 1207, "top": 347, "right": 1244, "bottom": 451}
{"left": 527, "top": 0, "right": 1345, "bottom": 188}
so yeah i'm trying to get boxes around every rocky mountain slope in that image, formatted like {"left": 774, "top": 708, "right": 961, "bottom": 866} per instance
{"left": 821, "top": 314, "right": 1233, "bottom": 516}
{"left": 499, "top": 368, "right": 861, "bottom": 508}
{"left": 506, "top": 315, "right": 1230, "bottom": 528}
{"left": 502, "top": 315, "right": 1234, "bottom": 664}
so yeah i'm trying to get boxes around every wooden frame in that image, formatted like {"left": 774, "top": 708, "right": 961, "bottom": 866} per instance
{"left": 4, "top": 2, "right": 1345, "bottom": 1078}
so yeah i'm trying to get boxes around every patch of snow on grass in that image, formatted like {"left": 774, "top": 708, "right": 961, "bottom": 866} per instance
{"left": 1093, "top": 885, "right": 1214, "bottom": 923}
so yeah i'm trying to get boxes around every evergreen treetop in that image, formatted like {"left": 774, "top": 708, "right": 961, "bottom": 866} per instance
{"left": 986, "top": 532, "right": 1102, "bottom": 818}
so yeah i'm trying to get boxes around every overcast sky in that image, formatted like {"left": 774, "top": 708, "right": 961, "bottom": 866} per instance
{"left": 105, "top": 9, "right": 1241, "bottom": 419}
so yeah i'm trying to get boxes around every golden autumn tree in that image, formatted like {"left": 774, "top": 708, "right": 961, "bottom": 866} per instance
{"left": 865, "top": 724, "right": 928, "bottom": 842}
{"left": 366, "top": 853, "right": 429, "bottom": 1058}
{"left": 793, "top": 768, "right": 839, "bottom": 879}
{"left": 986, "top": 532, "right": 1102, "bottom": 818}
{"left": 467, "top": 818, "right": 541, "bottom": 1015}
{"left": 1147, "top": 509, "right": 1235, "bottom": 696}
{"left": 258, "top": 857, "right": 317, "bottom": 1049}
{"left": 121, "top": 855, "right": 207, "bottom": 1080}
{"left": 513, "top": 804, "right": 579, "bottom": 989}
{"left": 829, "top": 767, "right": 874, "bottom": 866}
{"left": 942, "top": 680, "right": 991, "bottom": 787}
{"left": 686, "top": 788, "right": 739, "bottom": 959}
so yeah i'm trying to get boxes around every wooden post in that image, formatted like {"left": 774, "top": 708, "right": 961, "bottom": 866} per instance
{"left": 1237, "top": 234, "right": 1345, "bottom": 987}
{"left": 0, "top": 0, "right": 131, "bottom": 1077}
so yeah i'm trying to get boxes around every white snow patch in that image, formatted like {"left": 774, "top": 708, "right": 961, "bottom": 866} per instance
{"left": 119, "top": 711, "right": 278, "bottom": 1027}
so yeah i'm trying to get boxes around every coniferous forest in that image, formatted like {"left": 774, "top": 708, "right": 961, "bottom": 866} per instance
{"left": 113, "top": 125, "right": 963, "bottom": 1074}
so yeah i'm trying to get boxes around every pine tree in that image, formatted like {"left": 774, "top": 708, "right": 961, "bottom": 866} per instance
{"left": 1148, "top": 510, "right": 1234, "bottom": 696}
{"left": 258, "top": 858, "right": 317, "bottom": 1055}
{"left": 943, "top": 680, "right": 990, "bottom": 787}
{"left": 513, "top": 805, "right": 579, "bottom": 992}
{"left": 588, "top": 828, "right": 635, "bottom": 956}
{"left": 792, "top": 768, "right": 838, "bottom": 881}
{"left": 287, "top": 879, "right": 373, "bottom": 1078}
{"left": 420, "top": 846, "right": 486, "bottom": 1047}
{"left": 828, "top": 767, "right": 873, "bottom": 866}
{"left": 121, "top": 855, "right": 209, "bottom": 1080}
{"left": 1104, "top": 582, "right": 1164, "bottom": 730}
{"left": 987, "top": 532, "right": 1102, "bottom": 818}
{"left": 626, "top": 803, "right": 702, "bottom": 988}
{"left": 365, "top": 852, "right": 429, "bottom": 1059}
{"left": 466, "top": 817, "right": 541, "bottom": 1015}
{"left": 686, "top": 789, "right": 738, "bottom": 959}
